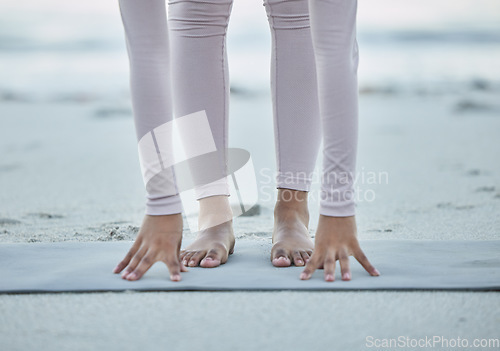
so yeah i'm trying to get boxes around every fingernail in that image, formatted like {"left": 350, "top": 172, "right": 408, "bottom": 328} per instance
{"left": 112, "top": 266, "right": 119, "bottom": 273}
{"left": 300, "top": 273, "right": 307, "bottom": 280}
{"left": 374, "top": 269, "right": 380, "bottom": 276}
{"left": 171, "top": 274, "right": 181, "bottom": 281}
{"left": 127, "top": 273, "right": 137, "bottom": 280}
{"left": 325, "top": 274, "right": 334, "bottom": 281}
{"left": 343, "top": 273, "right": 350, "bottom": 281}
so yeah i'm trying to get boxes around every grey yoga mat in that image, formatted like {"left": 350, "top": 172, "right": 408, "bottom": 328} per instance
{"left": 0, "top": 240, "right": 499, "bottom": 293}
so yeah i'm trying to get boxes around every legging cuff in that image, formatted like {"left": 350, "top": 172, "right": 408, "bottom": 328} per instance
{"left": 194, "top": 178, "right": 230, "bottom": 200}
{"left": 319, "top": 200, "right": 356, "bottom": 217}
{"left": 145, "top": 194, "right": 183, "bottom": 216}
{"left": 276, "top": 172, "right": 312, "bottom": 192}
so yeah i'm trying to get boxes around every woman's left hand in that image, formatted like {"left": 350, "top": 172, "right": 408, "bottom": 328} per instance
{"left": 300, "top": 215, "right": 380, "bottom": 281}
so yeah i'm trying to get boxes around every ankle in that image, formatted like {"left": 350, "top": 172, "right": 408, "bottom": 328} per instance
{"left": 198, "top": 195, "right": 233, "bottom": 231}
{"left": 274, "top": 189, "right": 309, "bottom": 223}
{"left": 275, "top": 188, "right": 308, "bottom": 209}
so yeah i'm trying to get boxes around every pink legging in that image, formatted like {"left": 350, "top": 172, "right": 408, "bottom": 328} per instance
{"left": 118, "top": 0, "right": 359, "bottom": 217}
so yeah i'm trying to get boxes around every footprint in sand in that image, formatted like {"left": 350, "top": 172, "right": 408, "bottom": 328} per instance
{"left": 0, "top": 218, "right": 21, "bottom": 226}
{"left": 27, "top": 213, "right": 64, "bottom": 219}
{"left": 475, "top": 186, "right": 495, "bottom": 192}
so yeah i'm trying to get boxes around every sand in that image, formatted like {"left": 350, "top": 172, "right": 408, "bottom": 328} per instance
{"left": 1, "top": 291, "right": 499, "bottom": 351}
{"left": 1, "top": 91, "right": 499, "bottom": 349}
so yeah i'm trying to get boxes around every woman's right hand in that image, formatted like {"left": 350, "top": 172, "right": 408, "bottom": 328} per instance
{"left": 113, "top": 214, "right": 188, "bottom": 282}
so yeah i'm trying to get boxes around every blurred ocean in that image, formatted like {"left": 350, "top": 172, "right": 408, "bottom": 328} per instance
{"left": 0, "top": 0, "right": 500, "bottom": 101}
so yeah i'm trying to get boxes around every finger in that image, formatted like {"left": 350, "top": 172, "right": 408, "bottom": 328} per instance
{"left": 301, "top": 251, "right": 310, "bottom": 263}
{"left": 122, "top": 246, "right": 147, "bottom": 279}
{"left": 164, "top": 257, "right": 182, "bottom": 282}
{"left": 323, "top": 253, "right": 336, "bottom": 282}
{"left": 353, "top": 248, "right": 380, "bottom": 276}
{"left": 292, "top": 251, "right": 304, "bottom": 266}
{"left": 338, "top": 250, "right": 351, "bottom": 281}
{"left": 113, "top": 240, "right": 141, "bottom": 273}
{"left": 300, "top": 256, "right": 319, "bottom": 280}
{"left": 127, "top": 250, "right": 157, "bottom": 281}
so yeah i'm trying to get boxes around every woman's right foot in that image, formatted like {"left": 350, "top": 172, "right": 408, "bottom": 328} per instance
{"left": 180, "top": 221, "right": 235, "bottom": 268}
{"left": 179, "top": 195, "right": 235, "bottom": 268}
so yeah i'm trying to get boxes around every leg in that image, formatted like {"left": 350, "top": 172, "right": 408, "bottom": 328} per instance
{"left": 114, "top": 0, "right": 185, "bottom": 281}
{"left": 264, "top": 0, "right": 321, "bottom": 266}
{"left": 301, "top": 0, "right": 379, "bottom": 281}
{"left": 312, "top": 0, "right": 359, "bottom": 217}
{"left": 121, "top": 0, "right": 181, "bottom": 215}
{"left": 168, "top": 0, "right": 235, "bottom": 268}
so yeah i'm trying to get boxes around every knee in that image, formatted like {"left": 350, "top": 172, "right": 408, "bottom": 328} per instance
{"left": 168, "top": 0, "right": 233, "bottom": 37}
{"left": 263, "top": 0, "right": 310, "bottom": 30}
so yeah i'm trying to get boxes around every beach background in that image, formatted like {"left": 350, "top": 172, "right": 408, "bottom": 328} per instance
{"left": 1, "top": 0, "right": 499, "bottom": 350}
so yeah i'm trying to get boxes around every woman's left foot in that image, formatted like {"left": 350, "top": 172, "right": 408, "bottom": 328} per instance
{"left": 271, "top": 189, "right": 314, "bottom": 267}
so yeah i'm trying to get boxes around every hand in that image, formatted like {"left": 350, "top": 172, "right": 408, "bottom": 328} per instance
{"left": 300, "top": 215, "right": 380, "bottom": 281}
{"left": 113, "top": 214, "right": 188, "bottom": 282}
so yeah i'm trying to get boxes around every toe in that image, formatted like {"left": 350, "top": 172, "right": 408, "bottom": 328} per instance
{"left": 292, "top": 251, "right": 304, "bottom": 266}
{"left": 180, "top": 250, "right": 191, "bottom": 263}
{"left": 272, "top": 256, "right": 291, "bottom": 267}
{"left": 200, "top": 248, "right": 223, "bottom": 268}
{"left": 179, "top": 250, "right": 187, "bottom": 260}
{"left": 271, "top": 247, "right": 291, "bottom": 267}
{"left": 301, "top": 251, "right": 310, "bottom": 263}
{"left": 181, "top": 251, "right": 194, "bottom": 266}
{"left": 188, "top": 251, "right": 206, "bottom": 267}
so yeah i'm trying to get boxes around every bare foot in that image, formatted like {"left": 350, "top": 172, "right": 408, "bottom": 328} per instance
{"left": 179, "top": 195, "right": 235, "bottom": 268}
{"left": 113, "top": 214, "right": 187, "bottom": 282}
{"left": 300, "top": 215, "right": 380, "bottom": 282}
{"left": 271, "top": 189, "right": 314, "bottom": 267}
